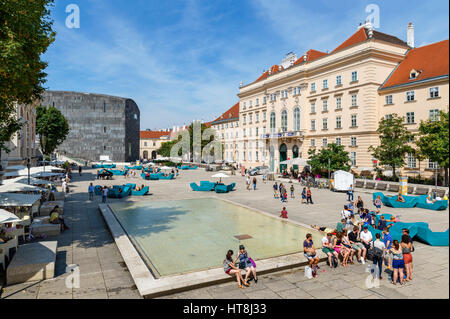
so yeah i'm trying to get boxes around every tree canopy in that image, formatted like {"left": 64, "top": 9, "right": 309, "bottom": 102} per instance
{"left": 368, "top": 114, "right": 414, "bottom": 178}
{"left": 307, "top": 143, "right": 351, "bottom": 174}
{"left": 36, "top": 105, "right": 69, "bottom": 157}
{"left": 416, "top": 110, "right": 449, "bottom": 185}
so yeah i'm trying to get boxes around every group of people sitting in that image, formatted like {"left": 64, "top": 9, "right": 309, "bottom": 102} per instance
{"left": 223, "top": 245, "right": 258, "bottom": 289}
{"left": 306, "top": 194, "right": 414, "bottom": 284}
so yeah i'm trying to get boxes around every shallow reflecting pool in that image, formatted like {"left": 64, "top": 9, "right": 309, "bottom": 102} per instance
{"left": 110, "top": 198, "right": 322, "bottom": 277}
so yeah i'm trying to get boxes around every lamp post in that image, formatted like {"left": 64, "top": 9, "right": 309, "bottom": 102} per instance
{"left": 434, "top": 165, "right": 438, "bottom": 199}
{"left": 328, "top": 158, "right": 331, "bottom": 180}
{"left": 27, "top": 157, "right": 31, "bottom": 185}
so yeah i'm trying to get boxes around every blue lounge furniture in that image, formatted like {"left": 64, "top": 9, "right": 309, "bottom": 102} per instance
{"left": 131, "top": 186, "right": 149, "bottom": 196}
{"left": 415, "top": 195, "right": 448, "bottom": 211}
{"left": 92, "top": 164, "right": 116, "bottom": 169}
{"left": 373, "top": 192, "right": 418, "bottom": 208}
{"left": 189, "top": 166, "right": 198, "bottom": 170}
{"left": 180, "top": 166, "right": 190, "bottom": 170}
{"left": 214, "top": 182, "right": 236, "bottom": 193}
{"left": 159, "top": 174, "right": 175, "bottom": 180}
{"left": 125, "top": 165, "right": 142, "bottom": 170}
{"left": 109, "top": 169, "right": 127, "bottom": 176}
{"left": 125, "top": 183, "right": 136, "bottom": 190}
{"left": 94, "top": 186, "right": 102, "bottom": 195}
{"left": 190, "top": 182, "right": 215, "bottom": 191}
{"left": 107, "top": 186, "right": 131, "bottom": 198}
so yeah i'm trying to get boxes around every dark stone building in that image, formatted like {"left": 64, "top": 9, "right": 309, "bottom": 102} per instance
{"left": 41, "top": 91, "right": 140, "bottom": 162}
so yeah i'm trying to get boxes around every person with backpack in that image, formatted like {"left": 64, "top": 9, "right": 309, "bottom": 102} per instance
{"left": 371, "top": 233, "right": 386, "bottom": 279}
{"left": 322, "top": 233, "right": 339, "bottom": 268}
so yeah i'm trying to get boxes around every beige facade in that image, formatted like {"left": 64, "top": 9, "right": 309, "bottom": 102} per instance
{"left": 237, "top": 26, "right": 410, "bottom": 172}
{"left": 211, "top": 103, "right": 240, "bottom": 163}
{"left": 378, "top": 79, "right": 449, "bottom": 177}
{"left": 0, "top": 102, "right": 38, "bottom": 167}
{"left": 139, "top": 132, "right": 170, "bottom": 160}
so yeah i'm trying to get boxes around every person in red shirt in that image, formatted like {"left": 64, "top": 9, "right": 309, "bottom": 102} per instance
{"left": 280, "top": 207, "right": 288, "bottom": 219}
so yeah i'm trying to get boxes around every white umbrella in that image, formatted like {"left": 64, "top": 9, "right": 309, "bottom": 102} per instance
{"left": 212, "top": 172, "right": 230, "bottom": 183}
{"left": 32, "top": 172, "right": 63, "bottom": 178}
{"left": 290, "top": 158, "right": 308, "bottom": 166}
{"left": 0, "top": 208, "right": 20, "bottom": 224}
{"left": 358, "top": 167, "right": 375, "bottom": 172}
{"left": 159, "top": 166, "right": 173, "bottom": 170}
{"left": 279, "top": 159, "right": 292, "bottom": 165}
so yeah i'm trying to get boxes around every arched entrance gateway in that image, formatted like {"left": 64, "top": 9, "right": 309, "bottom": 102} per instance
{"left": 279, "top": 143, "right": 287, "bottom": 173}
{"left": 143, "top": 151, "right": 148, "bottom": 160}
{"left": 151, "top": 151, "right": 157, "bottom": 160}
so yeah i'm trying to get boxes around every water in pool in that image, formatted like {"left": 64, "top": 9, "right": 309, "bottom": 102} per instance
{"left": 110, "top": 198, "right": 322, "bottom": 277}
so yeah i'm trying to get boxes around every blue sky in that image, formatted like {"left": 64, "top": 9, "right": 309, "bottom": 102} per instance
{"left": 44, "top": 0, "right": 449, "bottom": 130}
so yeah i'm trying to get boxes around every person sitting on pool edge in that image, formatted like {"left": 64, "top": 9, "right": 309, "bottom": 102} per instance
{"left": 303, "top": 233, "right": 320, "bottom": 269}
{"left": 234, "top": 245, "right": 258, "bottom": 284}
{"left": 223, "top": 250, "right": 248, "bottom": 289}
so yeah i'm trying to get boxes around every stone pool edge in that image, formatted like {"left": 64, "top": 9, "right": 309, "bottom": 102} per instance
{"left": 99, "top": 202, "right": 327, "bottom": 299}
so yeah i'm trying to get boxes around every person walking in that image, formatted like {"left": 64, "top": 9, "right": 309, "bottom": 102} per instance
{"left": 273, "top": 182, "right": 278, "bottom": 198}
{"left": 301, "top": 187, "right": 307, "bottom": 204}
{"left": 290, "top": 184, "right": 295, "bottom": 198}
{"left": 347, "top": 184, "right": 354, "bottom": 201}
{"left": 401, "top": 235, "right": 413, "bottom": 282}
{"left": 88, "top": 183, "right": 94, "bottom": 201}
{"left": 79, "top": 165, "right": 82, "bottom": 176}
{"left": 306, "top": 187, "right": 313, "bottom": 204}
{"left": 102, "top": 186, "right": 108, "bottom": 203}
{"left": 246, "top": 175, "right": 251, "bottom": 191}
{"left": 371, "top": 233, "right": 386, "bottom": 279}
{"left": 252, "top": 177, "right": 257, "bottom": 191}
{"left": 390, "top": 240, "right": 405, "bottom": 285}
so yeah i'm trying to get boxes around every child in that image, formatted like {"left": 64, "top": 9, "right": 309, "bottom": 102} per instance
{"left": 280, "top": 207, "right": 288, "bottom": 219}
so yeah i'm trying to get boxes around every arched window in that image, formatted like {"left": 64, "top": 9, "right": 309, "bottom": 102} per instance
{"left": 293, "top": 107, "right": 300, "bottom": 131}
{"left": 281, "top": 110, "right": 288, "bottom": 132}
{"left": 270, "top": 112, "right": 276, "bottom": 133}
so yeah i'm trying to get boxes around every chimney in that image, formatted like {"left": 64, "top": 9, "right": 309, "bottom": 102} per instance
{"left": 407, "top": 22, "right": 414, "bottom": 48}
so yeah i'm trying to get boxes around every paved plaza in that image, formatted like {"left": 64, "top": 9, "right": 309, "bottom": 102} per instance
{"left": 1, "top": 168, "right": 448, "bottom": 299}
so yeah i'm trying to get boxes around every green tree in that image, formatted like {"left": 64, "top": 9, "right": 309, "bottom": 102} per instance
{"left": 36, "top": 105, "right": 69, "bottom": 160}
{"left": 0, "top": 0, "right": 56, "bottom": 160}
{"left": 368, "top": 114, "right": 414, "bottom": 178}
{"left": 416, "top": 111, "right": 449, "bottom": 186}
{"left": 157, "top": 139, "right": 180, "bottom": 157}
{"left": 307, "top": 143, "right": 351, "bottom": 174}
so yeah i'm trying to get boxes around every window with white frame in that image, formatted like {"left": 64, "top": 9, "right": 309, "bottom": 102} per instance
{"left": 336, "top": 97, "right": 342, "bottom": 109}
{"left": 281, "top": 90, "right": 288, "bottom": 99}
{"left": 322, "top": 99, "right": 328, "bottom": 112}
{"left": 322, "top": 138, "right": 328, "bottom": 147}
{"left": 351, "top": 137, "right": 357, "bottom": 146}
{"left": 351, "top": 71, "right": 358, "bottom": 82}
{"left": 270, "top": 93, "right": 277, "bottom": 101}
{"left": 311, "top": 102, "right": 316, "bottom": 113}
{"left": 428, "top": 160, "right": 439, "bottom": 169}
{"left": 336, "top": 137, "right": 341, "bottom": 146}
{"left": 293, "top": 107, "right": 300, "bottom": 131}
{"left": 385, "top": 95, "right": 393, "bottom": 105}
{"left": 322, "top": 118, "right": 328, "bottom": 130}
{"left": 336, "top": 116, "right": 342, "bottom": 128}
{"left": 311, "top": 82, "right": 316, "bottom": 92}
{"left": 263, "top": 112, "right": 266, "bottom": 121}
{"left": 243, "top": 102, "right": 246, "bottom": 110}
{"left": 351, "top": 114, "right": 357, "bottom": 127}
{"left": 243, "top": 128, "right": 246, "bottom": 137}
{"left": 311, "top": 120, "right": 316, "bottom": 130}
{"left": 256, "top": 98, "right": 259, "bottom": 105}
{"left": 249, "top": 100, "right": 253, "bottom": 107}
{"left": 351, "top": 94, "right": 357, "bottom": 107}
{"left": 406, "top": 153, "right": 416, "bottom": 168}
{"left": 243, "top": 115, "right": 246, "bottom": 124}
{"left": 270, "top": 112, "right": 276, "bottom": 133}
{"left": 385, "top": 114, "right": 393, "bottom": 120}
{"left": 429, "top": 109, "right": 440, "bottom": 122}
{"left": 255, "top": 113, "right": 259, "bottom": 122}
{"left": 249, "top": 114, "right": 253, "bottom": 123}
{"left": 323, "top": 79, "right": 328, "bottom": 89}
{"left": 406, "top": 112, "right": 415, "bottom": 124}
{"left": 281, "top": 110, "right": 288, "bottom": 132}
{"left": 336, "top": 75, "right": 342, "bottom": 85}
{"left": 406, "top": 91, "right": 415, "bottom": 101}
{"left": 255, "top": 127, "right": 259, "bottom": 136}
{"left": 293, "top": 86, "right": 301, "bottom": 95}
{"left": 310, "top": 139, "right": 315, "bottom": 147}
{"left": 249, "top": 128, "right": 252, "bottom": 137}
{"left": 350, "top": 152, "right": 356, "bottom": 166}
{"left": 429, "top": 87, "right": 439, "bottom": 98}
{"left": 256, "top": 151, "right": 259, "bottom": 161}
{"left": 263, "top": 96, "right": 267, "bottom": 104}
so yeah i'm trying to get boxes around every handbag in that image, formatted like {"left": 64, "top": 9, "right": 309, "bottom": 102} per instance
{"left": 304, "top": 266, "right": 313, "bottom": 279}
{"left": 372, "top": 246, "right": 383, "bottom": 258}
{"left": 248, "top": 258, "right": 256, "bottom": 268}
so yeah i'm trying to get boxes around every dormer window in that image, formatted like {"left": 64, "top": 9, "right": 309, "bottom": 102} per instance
{"left": 409, "top": 69, "right": 421, "bottom": 79}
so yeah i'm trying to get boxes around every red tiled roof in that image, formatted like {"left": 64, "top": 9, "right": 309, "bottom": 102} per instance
{"left": 211, "top": 102, "right": 240, "bottom": 125}
{"left": 255, "top": 64, "right": 283, "bottom": 83}
{"left": 204, "top": 121, "right": 212, "bottom": 128}
{"left": 331, "top": 27, "right": 408, "bottom": 53}
{"left": 140, "top": 131, "right": 170, "bottom": 139}
{"left": 381, "top": 39, "right": 449, "bottom": 89}
{"left": 293, "top": 49, "right": 328, "bottom": 65}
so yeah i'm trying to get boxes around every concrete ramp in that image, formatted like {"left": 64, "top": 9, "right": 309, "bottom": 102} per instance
{"left": 7, "top": 241, "right": 57, "bottom": 285}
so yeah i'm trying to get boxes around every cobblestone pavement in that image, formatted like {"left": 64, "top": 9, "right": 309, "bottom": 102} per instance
{"left": 1, "top": 168, "right": 448, "bottom": 299}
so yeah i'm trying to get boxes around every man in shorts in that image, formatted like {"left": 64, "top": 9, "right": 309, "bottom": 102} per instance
{"left": 322, "top": 233, "right": 339, "bottom": 268}
{"left": 348, "top": 226, "right": 366, "bottom": 264}
{"left": 303, "top": 233, "right": 320, "bottom": 268}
